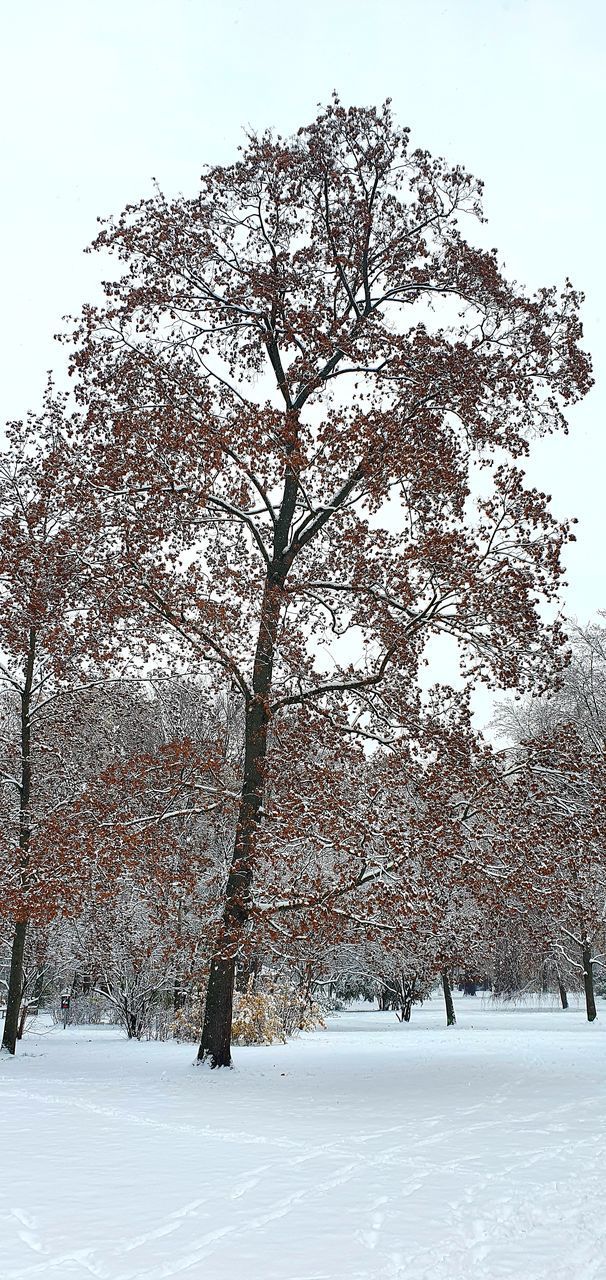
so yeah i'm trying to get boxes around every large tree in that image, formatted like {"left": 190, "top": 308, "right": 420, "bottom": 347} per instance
{"left": 68, "top": 98, "right": 591, "bottom": 1064}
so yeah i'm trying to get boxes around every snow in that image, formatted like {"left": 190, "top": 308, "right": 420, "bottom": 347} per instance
{"left": 2, "top": 997, "right": 606, "bottom": 1279}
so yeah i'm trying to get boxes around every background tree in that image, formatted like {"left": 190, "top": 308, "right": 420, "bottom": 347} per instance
{"left": 495, "top": 620, "right": 606, "bottom": 751}
{"left": 508, "top": 725, "right": 606, "bottom": 1020}
{"left": 0, "top": 402, "right": 130, "bottom": 1053}
{"left": 72, "top": 727, "right": 235, "bottom": 1037}
{"left": 495, "top": 624, "right": 606, "bottom": 1018}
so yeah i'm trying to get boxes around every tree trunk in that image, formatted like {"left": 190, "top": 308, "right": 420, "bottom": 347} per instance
{"left": 298, "top": 961, "right": 314, "bottom": 1030}
{"left": 17, "top": 994, "right": 30, "bottom": 1040}
{"left": 172, "top": 900, "right": 187, "bottom": 1011}
{"left": 197, "top": 703, "right": 265, "bottom": 1067}
{"left": 198, "top": 579, "right": 284, "bottom": 1067}
{"left": 582, "top": 939, "right": 597, "bottom": 1022}
{"left": 124, "top": 1003, "right": 143, "bottom": 1040}
{"left": 399, "top": 975, "right": 416, "bottom": 1022}
{"left": 235, "top": 955, "right": 259, "bottom": 994}
{"left": 2, "top": 628, "right": 35, "bottom": 1056}
{"left": 442, "top": 968, "right": 456, "bottom": 1026}
{"left": 198, "top": 955, "right": 236, "bottom": 1066}
{"left": 32, "top": 963, "right": 45, "bottom": 1011}
{"left": 173, "top": 975, "right": 187, "bottom": 1012}
{"left": 378, "top": 981, "right": 394, "bottom": 1011}
{"left": 2, "top": 920, "right": 28, "bottom": 1054}
{"left": 554, "top": 963, "right": 569, "bottom": 1010}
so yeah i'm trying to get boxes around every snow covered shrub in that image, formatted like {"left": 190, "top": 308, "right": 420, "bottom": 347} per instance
{"left": 168, "top": 977, "right": 326, "bottom": 1047}
{"left": 146, "top": 1004, "right": 179, "bottom": 1041}
{"left": 295, "top": 998, "right": 325, "bottom": 1033}
{"left": 156, "top": 964, "right": 329, "bottom": 1048}
{"left": 171, "top": 997, "right": 204, "bottom": 1042}
{"left": 272, "top": 982, "right": 325, "bottom": 1036}
{"left": 50, "top": 992, "right": 109, "bottom": 1025}
{"left": 229, "top": 972, "right": 327, "bottom": 1046}
{"left": 231, "top": 988, "right": 286, "bottom": 1046}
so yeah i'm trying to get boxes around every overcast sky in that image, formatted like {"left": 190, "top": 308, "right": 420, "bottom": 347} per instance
{"left": 1, "top": 0, "right": 604, "bottom": 632}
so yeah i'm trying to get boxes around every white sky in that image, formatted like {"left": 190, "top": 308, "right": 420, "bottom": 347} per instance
{"left": 1, "top": 0, "right": 604, "bottom": 633}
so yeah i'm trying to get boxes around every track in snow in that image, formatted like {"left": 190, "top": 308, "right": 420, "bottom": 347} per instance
{"left": 2, "top": 999, "right": 605, "bottom": 1279}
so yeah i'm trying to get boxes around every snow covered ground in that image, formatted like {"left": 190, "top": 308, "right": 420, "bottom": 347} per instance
{"left": 2, "top": 996, "right": 605, "bottom": 1280}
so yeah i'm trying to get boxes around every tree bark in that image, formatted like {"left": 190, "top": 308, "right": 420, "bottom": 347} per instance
{"left": 173, "top": 976, "right": 187, "bottom": 1012}
{"left": 582, "top": 939, "right": 597, "bottom": 1022}
{"left": 198, "top": 579, "right": 283, "bottom": 1067}
{"left": 2, "top": 627, "right": 35, "bottom": 1056}
{"left": 399, "top": 974, "right": 416, "bottom": 1022}
{"left": 172, "top": 900, "right": 187, "bottom": 1011}
{"left": 298, "top": 961, "right": 314, "bottom": 1030}
{"left": 2, "top": 920, "right": 28, "bottom": 1054}
{"left": 17, "top": 991, "right": 30, "bottom": 1040}
{"left": 235, "top": 954, "right": 259, "bottom": 994}
{"left": 198, "top": 955, "right": 236, "bottom": 1066}
{"left": 553, "top": 963, "right": 569, "bottom": 1010}
{"left": 32, "top": 962, "right": 45, "bottom": 1011}
{"left": 442, "top": 968, "right": 456, "bottom": 1026}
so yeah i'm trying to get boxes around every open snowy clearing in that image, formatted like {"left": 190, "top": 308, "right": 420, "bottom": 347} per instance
{"left": 2, "top": 998, "right": 605, "bottom": 1280}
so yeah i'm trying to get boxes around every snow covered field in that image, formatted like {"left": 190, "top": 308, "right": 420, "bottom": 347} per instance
{"left": 2, "top": 997, "right": 605, "bottom": 1280}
